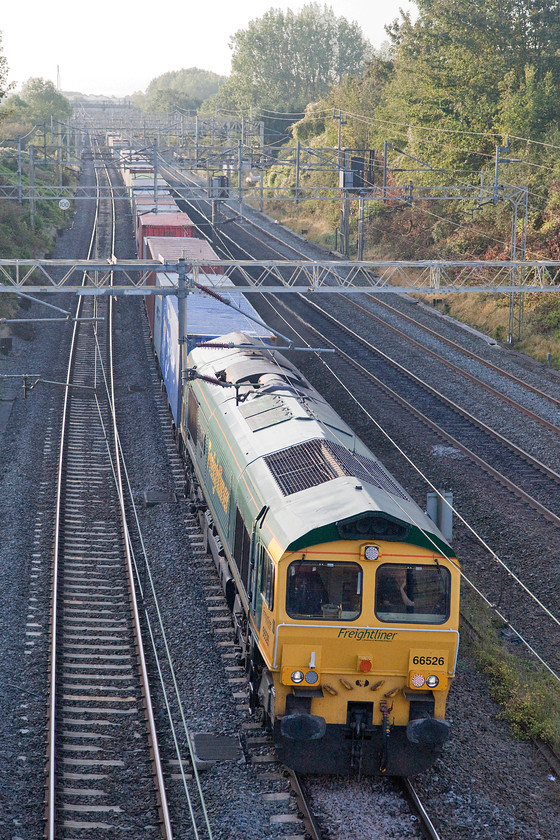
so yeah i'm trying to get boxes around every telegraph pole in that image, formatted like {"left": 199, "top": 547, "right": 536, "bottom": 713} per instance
{"left": 295, "top": 141, "right": 301, "bottom": 204}
{"left": 153, "top": 139, "right": 159, "bottom": 212}
{"left": 492, "top": 136, "right": 526, "bottom": 343}
{"left": 339, "top": 192, "right": 350, "bottom": 257}
{"left": 238, "top": 139, "right": 243, "bottom": 208}
{"left": 17, "top": 137, "right": 22, "bottom": 204}
{"left": 357, "top": 196, "right": 365, "bottom": 261}
{"left": 29, "top": 146, "right": 36, "bottom": 228}
{"left": 333, "top": 109, "right": 347, "bottom": 167}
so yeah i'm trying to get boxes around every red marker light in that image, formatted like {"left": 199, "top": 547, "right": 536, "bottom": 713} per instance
{"left": 359, "top": 658, "right": 372, "bottom": 672}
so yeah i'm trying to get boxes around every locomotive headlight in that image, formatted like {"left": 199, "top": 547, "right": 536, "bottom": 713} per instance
{"left": 411, "top": 673, "right": 425, "bottom": 688}
{"left": 364, "top": 545, "right": 379, "bottom": 561}
{"left": 291, "top": 670, "right": 305, "bottom": 684}
{"left": 305, "top": 670, "right": 319, "bottom": 685}
{"left": 426, "top": 675, "right": 439, "bottom": 688}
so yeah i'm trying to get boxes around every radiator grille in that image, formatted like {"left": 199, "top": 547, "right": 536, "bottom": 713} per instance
{"left": 264, "top": 439, "right": 409, "bottom": 499}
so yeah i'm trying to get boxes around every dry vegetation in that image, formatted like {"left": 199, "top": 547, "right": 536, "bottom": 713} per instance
{"left": 259, "top": 195, "right": 560, "bottom": 366}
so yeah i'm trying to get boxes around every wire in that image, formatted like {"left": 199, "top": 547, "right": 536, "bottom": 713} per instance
{"left": 92, "top": 320, "right": 214, "bottom": 840}
{"left": 257, "top": 291, "right": 560, "bottom": 683}
{"left": 341, "top": 108, "right": 503, "bottom": 141}
{"left": 509, "top": 134, "right": 560, "bottom": 152}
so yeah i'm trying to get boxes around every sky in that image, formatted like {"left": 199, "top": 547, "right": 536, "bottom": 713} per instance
{"left": 1, "top": 1, "right": 417, "bottom": 98}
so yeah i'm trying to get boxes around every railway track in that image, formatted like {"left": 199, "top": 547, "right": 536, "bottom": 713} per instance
{"left": 343, "top": 293, "right": 560, "bottom": 434}
{"left": 366, "top": 293, "right": 560, "bottom": 411}
{"left": 45, "top": 141, "right": 173, "bottom": 838}
{"left": 290, "top": 767, "right": 445, "bottom": 840}
{"left": 276, "top": 292, "right": 560, "bottom": 528}
{"left": 143, "top": 156, "right": 560, "bottom": 831}
{"left": 162, "top": 163, "right": 560, "bottom": 531}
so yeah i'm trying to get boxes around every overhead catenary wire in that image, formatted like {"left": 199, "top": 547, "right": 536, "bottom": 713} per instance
{"left": 176, "top": 156, "right": 560, "bottom": 681}
{"left": 91, "top": 317, "right": 213, "bottom": 840}
{"left": 261, "top": 294, "right": 560, "bottom": 682}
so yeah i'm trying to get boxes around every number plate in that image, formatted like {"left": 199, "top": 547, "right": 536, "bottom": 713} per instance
{"left": 409, "top": 649, "right": 447, "bottom": 669}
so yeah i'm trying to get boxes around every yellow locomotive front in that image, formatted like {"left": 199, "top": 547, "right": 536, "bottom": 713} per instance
{"left": 256, "top": 537, "right": 460, "bottom": 776}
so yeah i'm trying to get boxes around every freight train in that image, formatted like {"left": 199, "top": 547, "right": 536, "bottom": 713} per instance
{"left": 118, "top": 141, "right": 460, "bottom": 775}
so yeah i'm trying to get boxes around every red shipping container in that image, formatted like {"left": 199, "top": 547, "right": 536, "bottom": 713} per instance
{"left": 138, "top": 211, "right": 196, "bottom": 258}
{"left": 134, "top": 198, "right": 177, "bottom": 232}
{"left": 145, "top": 236, "right": 222, "bottom": 273}
{"left": 141, "top": 218, "right": 196, "bottom": 334}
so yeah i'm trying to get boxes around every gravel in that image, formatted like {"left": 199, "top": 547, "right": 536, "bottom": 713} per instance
{"left": 1, "top": 169, "right": 560, "bottom": 839}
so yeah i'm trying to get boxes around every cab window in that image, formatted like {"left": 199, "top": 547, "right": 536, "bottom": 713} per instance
{"left": 375, "top": 564, "right": 450, "bottom": 624}
{"left": 234, "top": 508, "right": 251, "bottom": 589}
{"left": 259, "top": 546, "right": 275, "bottom": 609}
{"left": 187, "top": 390, "right": 199, "bottom": 443}
{"left": 286, "top": 559, "right": 362, "bottom": 620}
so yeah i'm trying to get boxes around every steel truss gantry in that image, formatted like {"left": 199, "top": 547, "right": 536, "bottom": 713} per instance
{"left": 0, "top": 259, "right": 559, "bottom": 297}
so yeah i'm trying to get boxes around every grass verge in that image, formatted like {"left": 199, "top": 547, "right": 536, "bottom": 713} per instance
{"left": 461, "top": 588, "right": 560, "bottom": 753}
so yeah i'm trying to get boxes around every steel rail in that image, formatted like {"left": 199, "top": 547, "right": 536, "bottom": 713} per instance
{"left": 45, "top": 142, "right": 102, "bottom": 840}
{"left": 104, "top": 149, "right": 174, "bottom": 838}
{"left": 366, "top": 294, "right": 560, "bottom": 411}
{"left": 46, "top": 134, "right": 173, "bottom": 839}
{"left": 339, "top": 294, "right": 560, "bottom": 435}
{"left": 287, "top": 771, "right": 323, "bottom": 840}
{"left": 402, "top": 778, "right": 443, "bottom": 840}
{"left": 77, "top": 123, "right": 212, "bottom": 839}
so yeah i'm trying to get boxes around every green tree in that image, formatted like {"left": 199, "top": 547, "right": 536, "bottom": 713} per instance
{"left": 0, "top": 32, "right": 10, "bottom": 103}
{"left": 137, "top": 67, "right": 226, "bottom": 113}
{"left": 0, "top": 30, "right": 13, "bottom": 133}
{"left": 381, "top": 0, "right": 560, "bottom": 168}
{"left": 291, "top": 53, "right": 393, "bottom": 148}
{"left": 496, "top": 66, "right": 557, "bottom": 138}
{"left": 11, "top": 78, "right": 72, "bottom": 124}
{"left": 211, "top": 3, "right": 370, "bottom": 114}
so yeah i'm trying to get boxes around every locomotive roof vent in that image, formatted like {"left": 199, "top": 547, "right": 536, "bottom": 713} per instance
{"left": 265, "top": 438, "right": 410, "bottom": 499}
{"left": 258, "top": 372, "right": 300, "bottom": 392}
{"left": 222, "top": 359, "right": 295, "bottom": 385}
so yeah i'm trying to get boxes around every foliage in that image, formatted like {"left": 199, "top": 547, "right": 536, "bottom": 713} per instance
{"left": 381, "top": 0, "right": 560, "bottom": 167}
{"left": 462, "top": 593, "right": 560, "bottom": 750}
{"left": 284, "top": 0, "right": 560, "bottom": 172}
{"left": 475, "top": 644, "right": 558, "bottom": 744}
{"left": 258, "top": 0, "right": 560, "bottom": 276}
{"left": 0, "top": 32, "right": 11, "bottom": 106}
{"left": 523, "top": 296, "right": 560, "bottom": 335}
{"left": 132, "top": 68, "right": 226, "bottom": 113}
{"left": 2, "top": 78, "right": 72, "bottom": 127}
{"left": 496, "top": 66, "right": 558, "bottom": 138}
{"left": 0, "top": 198, "right": 51, "bottom": 259}
{"left": 292, "top": 53, "right": 394, "bottom": 149}
{"left": 0, "top": 73, "right": 77, "bottom": 278}
{"left": 208, "top": 3, "right": 370, "bottom": 115}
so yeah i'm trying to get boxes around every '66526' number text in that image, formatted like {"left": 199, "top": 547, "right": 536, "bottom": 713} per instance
{"left": 412, "top": 655, "right": 444, "bottom": 666}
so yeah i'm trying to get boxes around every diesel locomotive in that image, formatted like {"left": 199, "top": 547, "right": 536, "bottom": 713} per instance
{"left": 181, "top": 333, "right": 460, "bottom": 776}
